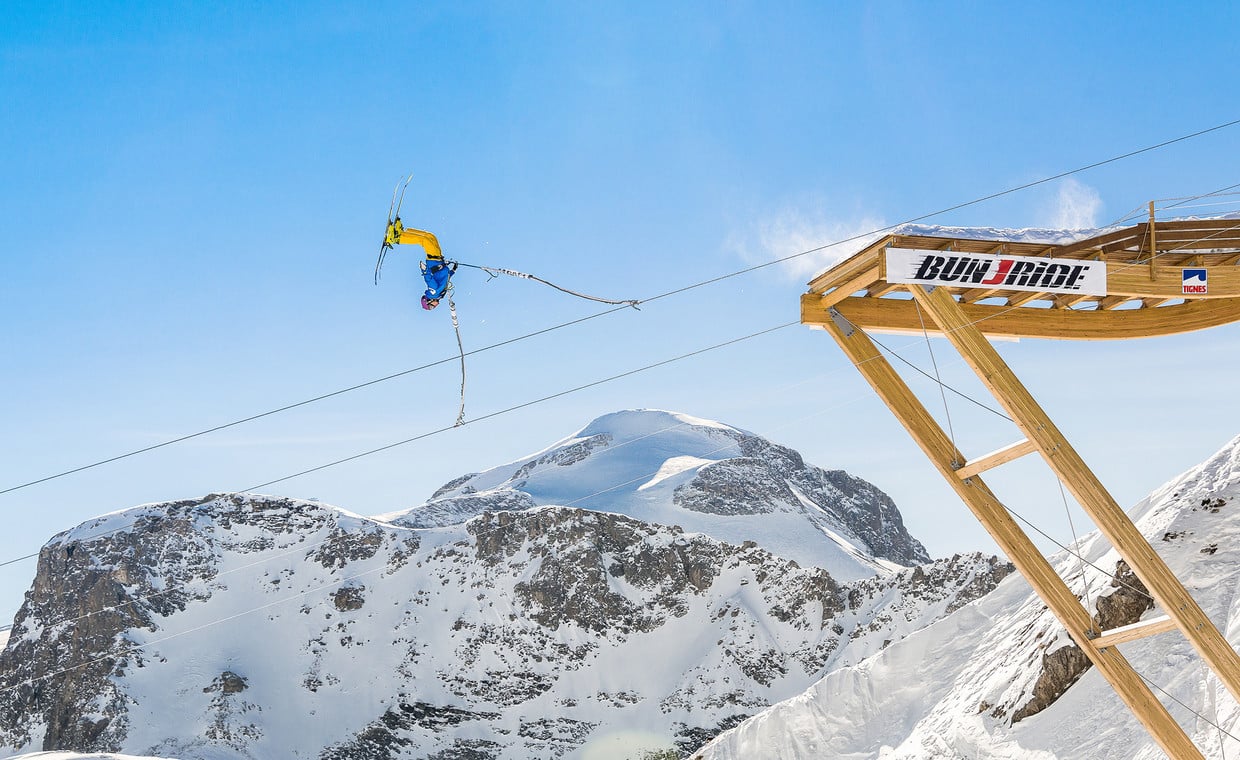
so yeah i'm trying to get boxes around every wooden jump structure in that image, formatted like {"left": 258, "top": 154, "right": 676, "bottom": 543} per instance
{"left": 803, "top": 212, "right": 1240, "bottom": 758}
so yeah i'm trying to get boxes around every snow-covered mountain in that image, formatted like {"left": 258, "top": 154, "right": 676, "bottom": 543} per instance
{"left": 0, "top": 411, "right": 1007, "bottom": 759}
{"left": 384, "top": 409, "right": 930, "bottom": 581}
{"left": 696, "top": 434, "right": 1240, "bottom": 760}
{"left": 4, "top": 754, "right": 168, "bottom": 760}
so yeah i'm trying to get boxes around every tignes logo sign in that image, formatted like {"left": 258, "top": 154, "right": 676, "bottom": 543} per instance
{"left": 1182, "top": 268, "right": 1208, "bottom": 295}
{"left": 885, "top": 248, "right": 1108, "bottom": 296}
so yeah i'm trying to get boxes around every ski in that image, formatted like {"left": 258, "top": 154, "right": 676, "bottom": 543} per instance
{"left": 375, "top": 173, "right": 414, "bottom": 284}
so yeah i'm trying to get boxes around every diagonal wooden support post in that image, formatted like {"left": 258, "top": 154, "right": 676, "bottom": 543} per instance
{"left": 907, "top": 283, "right": 1240, "bottom": 712}
{"left": 819, "top": 307, "right": 1203, "bottom": 759}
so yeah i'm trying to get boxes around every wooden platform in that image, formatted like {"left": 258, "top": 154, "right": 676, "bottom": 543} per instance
{"left": 804, "top": 215, "right": 1240, "bottom": 759}
{"left": 803, "top": 218, "right": 1240, "bottom": 339}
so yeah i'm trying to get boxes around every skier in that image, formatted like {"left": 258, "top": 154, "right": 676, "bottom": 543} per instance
{"left": 374, "top": 174, "right": 637, "bottom": 428}
{"left": 385, "top": 221, "right": 456, "bottom": 310}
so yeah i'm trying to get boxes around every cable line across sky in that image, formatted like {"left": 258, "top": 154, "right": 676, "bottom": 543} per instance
{"left": 4, "top": 115, "right": 1239, "bottom": 500}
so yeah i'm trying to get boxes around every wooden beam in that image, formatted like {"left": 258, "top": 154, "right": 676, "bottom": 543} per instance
{"left": 1053, "top": 293, "right": 1097, "bottom": 310}
{"left": 1141, "top": 228, "right": 1240, "bottom": 245}
{"left": 817, "top": 310, "right": 1203, "bottom": 760}
{"left": 907, "top": 284, "right": 1240, "bottom": 716}
{"left": 955, "top": 439, "right": 1038, "bottom": 480}
{"left": 959, "top": 286, "right": 1003, "bottom": 303}
{"left": 803, "top": 293, "right": 1240, "bottom": 341}
{"left": 1093, "top": 615, "right": 1178, "bottom": 650}
{"left": 814, "top": 265, "right": 882, "bottom": 309}
{"left": 1099, "top": 295, "right": 1139, "bottom": 311}
{"left": 807, "top": 237, "right": 890, "bottom": 294}
{"left": 1151, "top": 218, "right": 1240, "bottom": 231}
{"left": 1054, "top": 228, "right": 1143, "bottom": 258}
{"left": 1149, "top": 202, "right": 1158, "bottom": 282}
{"left": 867, "top": 281, "right": 904, "bottom": 299}
{"left": 1006, "top": 290, "right": 1051, "bottom": 308}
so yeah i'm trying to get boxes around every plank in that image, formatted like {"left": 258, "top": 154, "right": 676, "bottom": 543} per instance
{"left": 1093, "top": 615, "right": 1178, "bottom": 649}
{"left": 955, "top": 439, "right": 1038, "bottom": 480}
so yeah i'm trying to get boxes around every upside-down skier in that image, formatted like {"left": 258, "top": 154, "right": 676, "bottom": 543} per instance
{"left": 373, "top": 175, "right": 639, "bottom": 426}
{"left": 381, "top": 221, "right": 456, "bottom": 310}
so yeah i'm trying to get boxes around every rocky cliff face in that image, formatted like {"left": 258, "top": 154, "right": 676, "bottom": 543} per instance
{"left": 0, "top": 493, "right": 1006, "bottom": 759}
{"left": 0, "top": 494, "right": 414, "bottom": 754}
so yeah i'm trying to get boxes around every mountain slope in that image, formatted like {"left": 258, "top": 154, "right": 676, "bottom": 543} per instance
{"left": 0, "top": 494, "right": 1006, "bottom": 759}
{"left": 0, "top": 410, "right": 1018, "bottom": 759}
{"left": 385, "top": 409, "right": 929, "bottom": 580}
{"left": 696, "top": 434, "right": 1240, "bottom": 760}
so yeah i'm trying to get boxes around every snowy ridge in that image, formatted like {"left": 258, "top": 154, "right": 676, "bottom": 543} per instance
{"left": 697, "top": 434, "right": 1240, "bottom": 759}
{"left": 891, "top": 222, "right": 1110, "bottom": 246}
{"left": 890, "top": 211, "right": 1240, "bottom": 249}
{"left": 386, "top": 409, "right": 929, "bottom": 580}
{"left": 6, "top": 754, "right": 172, "bottom": 760}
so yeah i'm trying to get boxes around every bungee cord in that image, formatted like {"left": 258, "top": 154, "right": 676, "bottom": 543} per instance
{"left": 425, "top": 261, "right": 639, "bottom": 427}
{"left": 446, "top": 285, "right": 466, "bottom": 427}
{"left": 455, "top": 261, "right": 641, "bottom": 308}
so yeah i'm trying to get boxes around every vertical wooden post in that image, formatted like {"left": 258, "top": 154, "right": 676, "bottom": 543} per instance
{"left": 819, "top": 307, "right": 1203, "bottom": 759}
{"left": 1149, "top": 201, "right": 1158, "bottom": 281}
{"left": 907, "top": 283, "right": 1240, "bottom": 710}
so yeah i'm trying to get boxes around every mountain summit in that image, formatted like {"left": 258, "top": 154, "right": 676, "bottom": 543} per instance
{"left": 388, "top": 409, "right": 929, "bottom": 580}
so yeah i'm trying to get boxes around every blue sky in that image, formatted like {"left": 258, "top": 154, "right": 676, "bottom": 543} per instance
{"left": 2, "top": 1, "right": 1239, "bottom": 617}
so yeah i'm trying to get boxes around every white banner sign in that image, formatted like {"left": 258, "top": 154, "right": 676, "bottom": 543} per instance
{"left": 885, "top": 248, "right": 1108, "bottom": 296}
